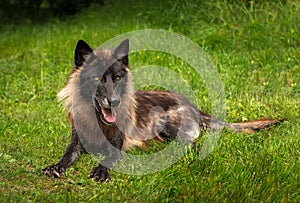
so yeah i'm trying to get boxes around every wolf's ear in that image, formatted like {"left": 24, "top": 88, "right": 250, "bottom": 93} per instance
{"left": 74, "top": 40, "right": 93, "bottom": 67}
{"left": 114, "top": 39, "right": 129, "bottom": 65}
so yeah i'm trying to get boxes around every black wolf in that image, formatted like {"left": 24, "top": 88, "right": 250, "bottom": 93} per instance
{"left": 43, "top": 39, "right": 281, "bottom": 182}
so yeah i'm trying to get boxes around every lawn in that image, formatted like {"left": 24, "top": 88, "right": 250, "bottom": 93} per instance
{"left": 0, "top": 0, "right": 299, "bottom": 202}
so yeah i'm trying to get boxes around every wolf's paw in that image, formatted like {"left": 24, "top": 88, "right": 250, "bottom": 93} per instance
{"left": 42, "top": 164, "right": 65, "bottom": 178}
{"left": 88, "top": 165, "right": 110, "bottom": 182}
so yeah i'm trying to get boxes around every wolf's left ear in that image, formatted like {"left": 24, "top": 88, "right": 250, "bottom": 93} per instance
{"left": 114, "top": 38, "right": 129, "bottom": 65}
{"left": 74, "top": 40, "right": 93, "bottom": 67}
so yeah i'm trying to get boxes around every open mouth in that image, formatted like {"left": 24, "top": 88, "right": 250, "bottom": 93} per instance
{"left": 94, "top": 97, "right": 117, "bottom": 125}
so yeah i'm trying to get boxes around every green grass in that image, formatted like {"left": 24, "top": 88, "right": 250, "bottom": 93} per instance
{"left": 1, "top": 0, "right": 299, "bottom": 202}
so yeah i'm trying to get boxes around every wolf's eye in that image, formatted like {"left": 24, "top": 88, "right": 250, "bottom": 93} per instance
{"left": 94, "top": 76, "right": 100, "bottom": 81}
{"left": 114, "top": 76, "right": 121, "bottom": 81}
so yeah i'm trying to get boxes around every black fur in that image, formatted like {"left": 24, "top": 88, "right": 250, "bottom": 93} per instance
{"left": 43, "top": 39, "right": 282, "bottom": 183}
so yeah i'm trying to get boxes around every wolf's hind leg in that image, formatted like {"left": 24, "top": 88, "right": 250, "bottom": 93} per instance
{"left": 42, "top": 125, "right": 84, "bottom": 178}
{"left": 159, "top": 122, "right": 179, "bottom": 142}
{"left": 159, "top": 123, "right": 199, "bottom": 151}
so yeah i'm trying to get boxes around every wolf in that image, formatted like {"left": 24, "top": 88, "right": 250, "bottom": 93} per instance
{"left": 42, "top": 39, "right": 281, "bottom": 182}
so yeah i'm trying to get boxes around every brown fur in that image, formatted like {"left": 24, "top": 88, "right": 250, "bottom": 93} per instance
{"left": 43, "top": 39, "right": 282, "bottom": 182}
{"left": 58, "top": 50, "right": 282, "bottom": 150}
{"left": 59, "top": 66, "right": 282, "bottom": 149}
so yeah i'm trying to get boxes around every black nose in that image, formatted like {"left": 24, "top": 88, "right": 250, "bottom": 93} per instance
{"left": 110, "top": 99, "right": 121, "bottom": 108}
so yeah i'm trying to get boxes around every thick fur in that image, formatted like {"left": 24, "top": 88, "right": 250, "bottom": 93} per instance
{"left": 43, "top": 39, "right": 282, "bottom": 182}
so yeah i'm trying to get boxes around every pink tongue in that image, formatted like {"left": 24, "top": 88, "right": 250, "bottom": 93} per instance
{"left": 101, "top": 108, "right": 116, "bottom": 123}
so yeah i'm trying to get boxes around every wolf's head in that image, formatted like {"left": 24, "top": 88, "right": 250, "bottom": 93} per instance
{"left": 74, "top": 39, "right": 131, "bottom": 125}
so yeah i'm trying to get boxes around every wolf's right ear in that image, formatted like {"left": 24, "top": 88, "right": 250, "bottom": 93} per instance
{"left": 74, "top": 40, "right": 93, "bottom": 67}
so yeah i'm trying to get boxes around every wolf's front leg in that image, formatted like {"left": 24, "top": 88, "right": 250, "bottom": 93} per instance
{"left": 88, "top": 133, "right": 124, "bottom": 182}
{"left": 42, "top": 125, "right": 84, "bottom": 178}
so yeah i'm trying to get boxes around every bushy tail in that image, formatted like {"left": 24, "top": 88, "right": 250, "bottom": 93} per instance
{"left": 199, "top": 111, "right": 283, "bottom": 133}
{"left": 228, "top": 118, "right": 283, "bottom": 133}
